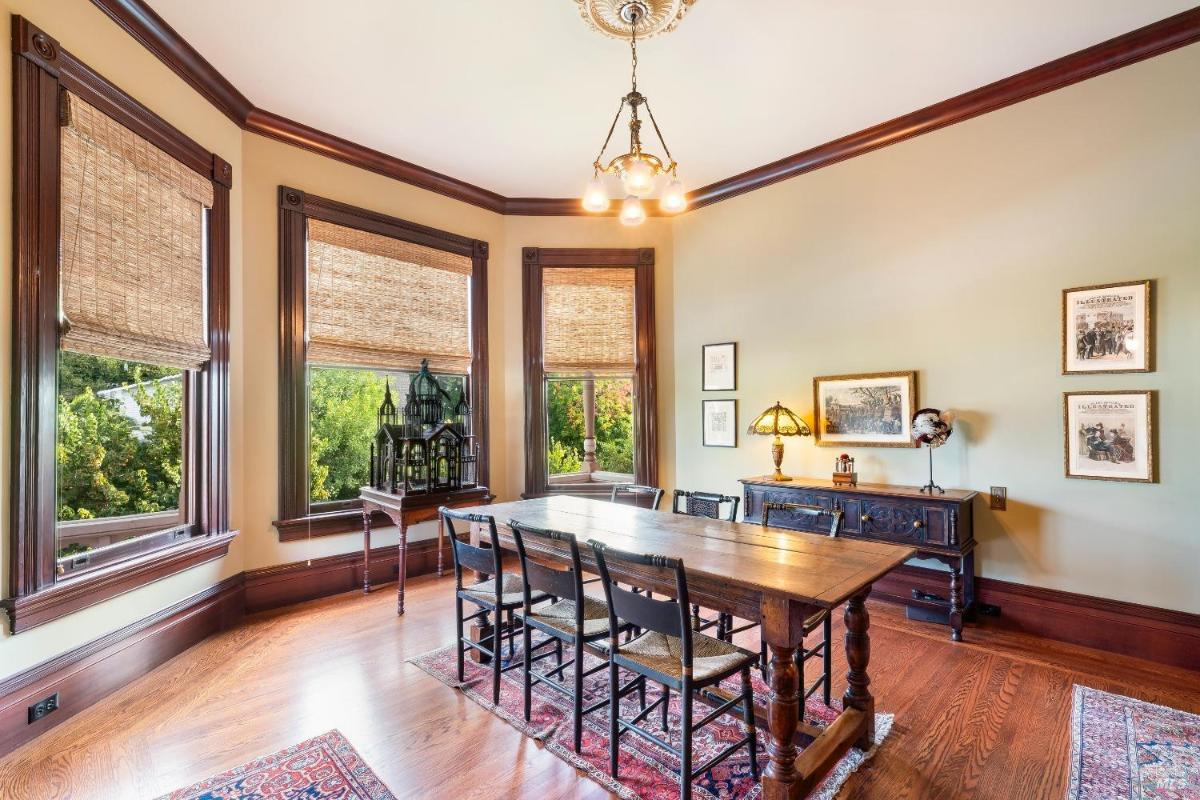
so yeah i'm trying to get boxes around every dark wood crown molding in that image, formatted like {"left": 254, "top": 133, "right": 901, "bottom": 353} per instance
{"left": 88, "top": 0, "right": 1200, "bottom": 214}
{"left": 688, "top": 7, "right": 1200, "bottom": 209}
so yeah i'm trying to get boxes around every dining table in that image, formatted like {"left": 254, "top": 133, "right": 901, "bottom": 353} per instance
{"left": 452, "top": 495, "right": 916, "bottom": 799}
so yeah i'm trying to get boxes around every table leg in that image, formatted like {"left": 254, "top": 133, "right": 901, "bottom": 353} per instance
{"left": 760, "top": 597, "right": 804, "bottom": 800}
{"left": 397, "top": 519, "right": 408, "bottom": 616}
{"left": 437, "top": 515, "right": 445, "bottom": 578}
{"left": 362, "top": 507, "right": 372, "bottom": 595}
{"left": 949, "top": 565, "right": 964, "bottom": 642}
{"left": 843, "top": 589, "right": 875, "bottom": 750}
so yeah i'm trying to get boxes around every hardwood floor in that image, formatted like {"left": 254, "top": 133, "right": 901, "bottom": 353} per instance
{"left": 1, "top": 574, "right": 1197, "bottom": 799}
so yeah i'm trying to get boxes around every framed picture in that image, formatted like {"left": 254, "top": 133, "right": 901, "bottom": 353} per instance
{"left": 1064, "top": 390, "right": 1155, "bottom": 482}
{"left": 1062, "top": 280, "right": 1152, "bottom": 374}
{"left": 813, "top": 371, "right": 918, "bottom": 448}
{"left": 702, "top": 399, "right": 737, "bottom": 447}
{"left": 702, "top": 342, "right": 737, "bottom": 391}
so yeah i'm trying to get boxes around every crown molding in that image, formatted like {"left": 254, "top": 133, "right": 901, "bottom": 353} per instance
{"left": 687, "top": 6, "right": 1200, "bottom": 210}
{"left": 89, "top": 0, "right": 1200, "bottom": 216}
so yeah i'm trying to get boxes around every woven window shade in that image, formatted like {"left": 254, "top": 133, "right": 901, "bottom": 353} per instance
{"left": 306, "top": 219, "right": 473, "bottom": 373}
{"left": 59, "top": 92, "right": 213, "bottom": 370}
{"left": 542, "top": 267, "right": 635, "bottom": 375}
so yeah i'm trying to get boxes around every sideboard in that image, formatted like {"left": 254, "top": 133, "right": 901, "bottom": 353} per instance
{"left": 740, "top": 476, "right": 978, "bottom": 641}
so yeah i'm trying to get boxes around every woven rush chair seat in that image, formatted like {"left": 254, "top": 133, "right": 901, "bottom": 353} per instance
{"left": 515, "top": 595, "right": 613, "bottom": 638}
{"left": 619, "top": 630, "right": 757, "bottom": 682}
{"left": 462, "top": 572, "right": 547, "bottom": 607}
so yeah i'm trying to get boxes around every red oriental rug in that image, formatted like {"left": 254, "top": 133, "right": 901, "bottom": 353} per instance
{"left": 409, "top": 643, "right": 892, "bottom": 800}
{"left": 158, "top": 729, "right": 397, "bottom": 800}
{"left": 1068, "top": 684, "right": 1200, "bottom": 800}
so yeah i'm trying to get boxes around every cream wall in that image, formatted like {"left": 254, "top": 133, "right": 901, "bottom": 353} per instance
{"left": 671, "top": 45, "right": 1200, "bottom": 614}
{"left": 0, "top": 0, "right": 246, "bottom": 679}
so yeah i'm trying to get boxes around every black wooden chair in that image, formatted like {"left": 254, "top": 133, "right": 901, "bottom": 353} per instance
{"left": 610, "top": 484, "right": 666, "bottom": 510}
{"left": 591, "top": 541, "right": 759, "bottom": 800}
{"left": 671, "top": 490, "right": 739, "bottom": 636}
{"left": 442, "top": 507, "right": 547, "bottom": 705}
{"left": 510, "top": 520, "right": 642, "bottom": 753}
{"left": 756, "top": 500, "right": 845, "bottom": 706}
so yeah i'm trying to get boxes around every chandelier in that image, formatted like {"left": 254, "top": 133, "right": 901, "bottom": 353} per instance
{"left": 581, "top": 1, "right": 686, "bottom": 224}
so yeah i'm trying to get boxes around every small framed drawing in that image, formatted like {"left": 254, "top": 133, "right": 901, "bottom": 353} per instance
{"left": 1064, "top": 390, "right": 1155, "bottom": 483}
{"left": 702, "top": 342, "right": 737, "bottom": 391}
{"left": 702, "top": 399, "right": 737, "bottom": 448}
{"left": 813, "top": 371, "right": 918, "bottom": 448}
{"left": 1062, "top": 279, "right": 1152, "bottom": 374}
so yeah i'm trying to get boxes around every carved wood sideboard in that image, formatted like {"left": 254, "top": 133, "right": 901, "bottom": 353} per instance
{"left": 741, "top": 476, "right": 979, "bottom": 641}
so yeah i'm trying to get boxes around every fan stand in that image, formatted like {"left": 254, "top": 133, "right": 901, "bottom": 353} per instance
{"left": 919, "top": 444, "right": 944, "bottom": 495}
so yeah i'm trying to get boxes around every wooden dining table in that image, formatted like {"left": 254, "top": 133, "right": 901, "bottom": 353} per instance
{"left": 452, "top": 495, "right": 916, "bottom": 800}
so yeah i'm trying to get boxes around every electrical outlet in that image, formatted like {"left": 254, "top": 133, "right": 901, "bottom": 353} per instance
{"left": 990, "top": 486, "right": 1007, "bottom": 511}
{"left": 28, "top": 692, "right": 59, "bottom": 724}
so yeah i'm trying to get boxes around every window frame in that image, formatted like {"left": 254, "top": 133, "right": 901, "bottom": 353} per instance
{"left": 521, "top": 247, "right": 657, "bottom": 498}
{"left": 4, "top": 18, "right": 233, "bottom": 634}
{"left": 273, "top": 187, "right": 490, "bottom": 540}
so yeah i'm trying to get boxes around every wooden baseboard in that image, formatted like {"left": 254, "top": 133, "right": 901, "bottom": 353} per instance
{"left": 0, "top": 573, "right": 244, "bottom": 757}
{"left": 243, "top": 538, "right": 441, "bottom": 614}
{"left": 871, "top": 564, "right": 1200, "bottom": 673}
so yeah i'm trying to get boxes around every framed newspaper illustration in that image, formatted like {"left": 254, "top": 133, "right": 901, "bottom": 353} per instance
{"left": 1064, "top": 390, "right": 1155, "bottom": 483}
{"left": 702, "top": 399, "right": 737, "bottom": 447}
{"left": 1062, "top": 280, "right": 1152, "bottom": 374}
{"left": 813, "top": 371, "right": 918, "bottom": 447}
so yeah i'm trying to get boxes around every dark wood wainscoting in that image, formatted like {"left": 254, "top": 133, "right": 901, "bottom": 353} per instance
{"left": 0, "top": 574, "right": 244, "bottom": 757}
{"left": 872, "top": 564, "right": 1200, "bottom": 673}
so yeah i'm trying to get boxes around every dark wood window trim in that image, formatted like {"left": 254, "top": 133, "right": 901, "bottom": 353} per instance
{"left": 521, "top": 247, "right": 657, "bottom": 498}
{"left": 273, "top": 187, "right": 490, "bottom": 539}
{"left": 4, "top": 17, "right": 234, "bottom": 634}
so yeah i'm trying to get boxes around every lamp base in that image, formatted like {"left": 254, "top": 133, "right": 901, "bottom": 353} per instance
{"left": 770, "top": 438, "right": 790, "bottom": 482}
{"left": 772, "top": 471, "right": 793, "bottom": 482}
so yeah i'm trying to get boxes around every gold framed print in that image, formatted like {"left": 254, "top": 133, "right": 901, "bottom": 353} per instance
{"left": 1062, "top": 280, "right": 1152, "bottom": 374}
{"left": 813, "top": 371, "right": 918, "bottom": 448}
{"left": 1064, "top": 390, "right": 1155, "bottom": 483}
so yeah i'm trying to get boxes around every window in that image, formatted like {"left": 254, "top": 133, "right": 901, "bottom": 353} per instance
{"left": 6, "top": 18, "right": 232, "bottom": 633}
{"left": 522, "top": 248, "right": 657, "bottom": 498}
{"left": 275, "top": 188, "right": 489, "bottom": 539}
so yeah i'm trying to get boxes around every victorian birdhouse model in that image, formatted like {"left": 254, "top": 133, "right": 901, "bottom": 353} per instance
{"left": 369, "top": 359, "right": 478, "bottom": 495}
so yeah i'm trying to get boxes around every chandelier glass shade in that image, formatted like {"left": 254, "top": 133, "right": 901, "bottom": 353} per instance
{"left": 582, "top": 2, "right": 685, "bottom": 222}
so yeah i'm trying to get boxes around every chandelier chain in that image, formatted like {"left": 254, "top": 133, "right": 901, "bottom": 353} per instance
{"left": 593, "top": 97, "right": 627, "bottom": 168}
{"left": 644, "top": 99, "right": 674, "bottom": 168}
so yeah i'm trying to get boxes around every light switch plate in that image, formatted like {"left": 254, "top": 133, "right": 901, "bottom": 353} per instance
{"left": 990, "top": 486, "right": 1007, "bottom": 511}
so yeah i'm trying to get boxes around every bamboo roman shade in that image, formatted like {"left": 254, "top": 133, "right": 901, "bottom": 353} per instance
{"left": 59, "top": 92, "right": 213, "bottom": 370}
{"left": 306, "top": 219, "right": 473, "bottom": 373}
{"left": 542, "top": 267, "right": 635, "bottom": 375}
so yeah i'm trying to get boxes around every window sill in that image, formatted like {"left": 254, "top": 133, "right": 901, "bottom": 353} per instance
{"left": 273, "top": 509, "right": 386, "bottom": 541}
{"left": 2, "top": 530, "right": 238, "bottom": 634}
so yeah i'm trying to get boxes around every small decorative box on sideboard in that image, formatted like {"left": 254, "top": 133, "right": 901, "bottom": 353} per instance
{"left": 740, "top": 476, "right": 979, "bottom": 640}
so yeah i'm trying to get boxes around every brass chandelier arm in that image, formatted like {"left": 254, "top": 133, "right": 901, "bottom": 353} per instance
{"left": 593, "top": 97, "right": 628, "bottom": 170}
{"left": 643, "top": 99, "right": 676, "bottom": 171}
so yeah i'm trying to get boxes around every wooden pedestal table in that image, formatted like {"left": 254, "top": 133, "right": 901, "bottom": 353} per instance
{"left": 359, "top": 485, "right": 491, "bottom": 615}
{"left": 455, "top": 495, "right": 915, "bottom": 799}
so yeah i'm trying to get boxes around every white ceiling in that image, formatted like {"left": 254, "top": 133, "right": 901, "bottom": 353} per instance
{"left": 147, "top": 1, "right": 1194, "bottom": 198}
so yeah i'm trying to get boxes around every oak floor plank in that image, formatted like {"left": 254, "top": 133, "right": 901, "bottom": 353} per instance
{"left": 0, "top": 574, "right": 1197, "bottom": 800}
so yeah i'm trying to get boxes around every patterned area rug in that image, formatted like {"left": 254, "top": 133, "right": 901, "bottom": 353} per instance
{"left": 159, "top": 729, "right": 396, "bottom": 800}
{"left": 408, "top": 642, "right": 892, "bottom": 800}
{"left": 1068, "top": 684, "right": 1200, "bottom": 800}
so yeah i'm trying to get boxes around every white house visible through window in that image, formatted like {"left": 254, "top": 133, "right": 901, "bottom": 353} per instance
{"left": 55, "top": 92, "right": 212, "bottom": 573}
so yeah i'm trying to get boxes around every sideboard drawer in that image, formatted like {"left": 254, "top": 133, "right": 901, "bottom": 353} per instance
{"left": 858, "top": 498, "right": 927, "bottom": 546}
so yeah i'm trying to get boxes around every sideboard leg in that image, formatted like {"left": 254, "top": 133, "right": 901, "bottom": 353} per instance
{"left": 949, "top": 565, "right": 963, "bottom": 642}
{"left": 362, "top": 507, "right": 372, "bottom": 595}
{"left": 437, "top": 515, "right": 445, "bottom": 578}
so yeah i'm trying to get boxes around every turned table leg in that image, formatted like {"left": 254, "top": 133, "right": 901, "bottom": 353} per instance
{"left": 843, "top": 589, "right": 875, "bottom": 750}
{"left": 397, "top": 518, "right": 408, "bottom": 616}
{"left": 949, "top": 565, "right": 964, "bottom": 642}
{"left": 362, "top": 507, "right": 372, "bottom": 595}
{"left": 760, "top": 596, "right": 806, "bottom": 800}
{"left": 437, "top": 515, "right": 445, "bottom": 578}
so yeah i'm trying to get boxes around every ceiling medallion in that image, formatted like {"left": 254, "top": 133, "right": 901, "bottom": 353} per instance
{"left": 580, "top": 2, "right": 687, "bottom": 224}
{"left": 575, "top": 0, "right": 696, "bottom": 40}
